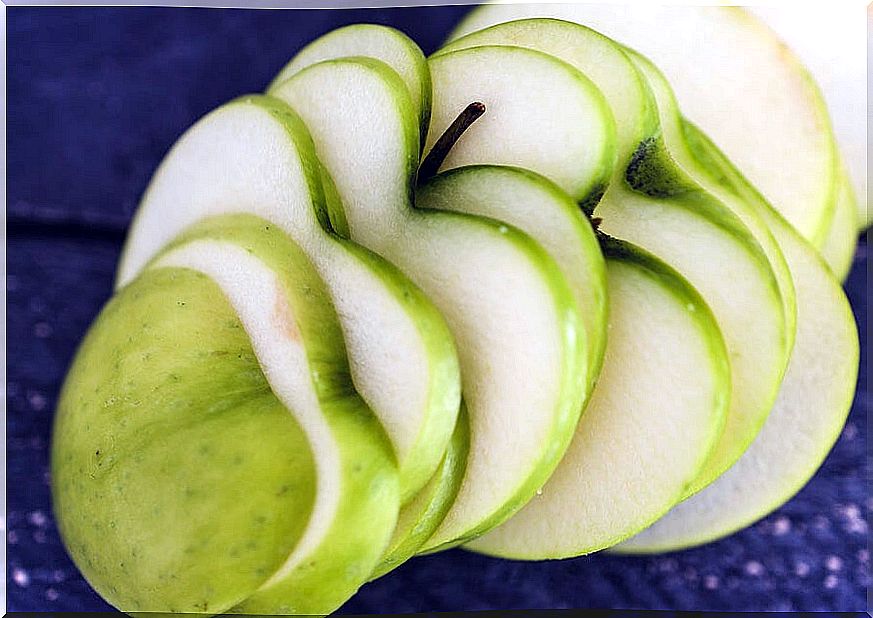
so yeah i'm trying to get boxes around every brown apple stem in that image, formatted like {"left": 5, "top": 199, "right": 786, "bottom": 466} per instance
{"left": 418, "top": 102, "right": 486, "bottom": 184}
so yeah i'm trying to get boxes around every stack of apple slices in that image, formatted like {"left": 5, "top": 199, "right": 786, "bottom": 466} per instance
{"left": 51, "top": 11, "right": 860, "bottom": 617}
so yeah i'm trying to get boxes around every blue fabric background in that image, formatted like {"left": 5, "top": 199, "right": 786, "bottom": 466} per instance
{"left": 6, "top": 6, "right": 869, "bottom": 613}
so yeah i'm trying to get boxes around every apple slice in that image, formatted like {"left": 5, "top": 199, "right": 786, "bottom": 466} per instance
{"left": 270, "top": 23, "right": 432, "bottom": 145}
{"left": 417, "top": 165, "right": 607, "bottom": 389}
{"left": 425, "top": 45, "right": 616, "bottom": 205}
{"left": 749, "top": 4, "right": 867, "bottom": 231}
{"left": 371, "top": 406, "right": 469, "bottom": 578}
{"left": 116, "top": 95, "right": 460, "bottom": 503}
{"left": 466, "top": 238, "right": 729, "bottom": 558}
{"left": 820, "top": 162, "right": 859, "bottom": 281}
{"left": 449, "top": 5, "right": 840, "bottom": 247}
{"left": 614, "top": 121, "right": 859, "bottom": 552}
{"left": 439, "top": 20, "right": 790, "bottom": 496}
{"left": 52, "top": 214, "right": 399, "bottom": 615}
{"left": 271, "top": 55, "right": 590, "bottom": 551}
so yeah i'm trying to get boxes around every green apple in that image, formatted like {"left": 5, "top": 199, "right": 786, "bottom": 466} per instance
{"left": 53, "top": 213, "right": 399, "bottom": 615}
{"left": 466, "top": 238, "right": 730, "bottom": 558}
{"left": 117, "top": 95, "right": 460, "bottom": 504}
{"left": 615, "top": 122, "right": 859, "bottom": 552}
{"left": 270, "top": 23, "right": 431, "bottom": 147}
{"left": 270, "top": 55, "right": 591, "bottom": 552}
{"left": 438, "top": 20, "right": 790, "bottom": 496}
{"left": 450, "top": 5, "right": 841, "bottom": 249}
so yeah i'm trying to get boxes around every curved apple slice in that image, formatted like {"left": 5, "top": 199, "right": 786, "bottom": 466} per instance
{"left": 425, "top": 45, "right": 616, "bottom": 205}
{"left": 820, "top": 163, "right": 859, "bottom": 281}
{"left": 272, "top": 56, "right": 588, "bottom": 551}
{"left": 449, "top": 5, "right": 840, "bottom": 247}
{"left": 438, "top": 20, "right": 789, "bottom": 496}
{"left": 614, "top": 123, "right": 859, "bottom": 552}
{"left": 270, "top": 23, "right": 432, "bottom": 145}
{"left": 467, "top": 239, "right": 729, "bottom": 558}
{"left": 417, "top": 165, "right": 607, "bottom": 390}
{"left": 116, "top": 96, "right": 460, "bottom": 503}
{"left": 371, "top": 406, "right": 469, "bottom": 578}
{"left": 53, "top": 214, "right": 399, "bottom": 615}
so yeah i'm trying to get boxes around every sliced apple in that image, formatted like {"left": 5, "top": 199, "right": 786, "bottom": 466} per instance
{"left": 450, "top": 5, "right": 840, "bottom": 247}
{"left": 270, "top": 23, "right": 432, "bottom": 145}
{"left": 750, "top": 4, "right": 867, "bottom": 230}
{"left": 417, "top": 165, "right": 608, "bottom": 389}
{"left": 440, "top": 20, "right": 790, "bottom": 496}
{"left": 53, "top": 214, "right": 399, "bottom": 615}
{"left": 116, "top": 95, "right": 460, "bottom": 503}
{"left": 467, "top": 238, "right": 730, "bottom": 558}
{"left": 372, "top": 406, "right": 469, "bottom": 578}
{"left": 616, "top": 122, "right": 859, "bottom": 552}
{"left": 425, "top": 45, "right": 616, "bottom": 205}
{"left": 271, "top": 55, "right": 590, "bottom": 551}
{"left": 819, "top": 162, "right": 860, "bottom": 281}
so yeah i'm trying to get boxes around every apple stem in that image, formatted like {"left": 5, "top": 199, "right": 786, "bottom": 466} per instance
{"left": 418, "top": 102, "right": 486, "bottom": 184}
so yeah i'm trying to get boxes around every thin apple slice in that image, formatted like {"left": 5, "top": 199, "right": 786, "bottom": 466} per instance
{"left": 425, "top": 45, "right": 616, "bottom": 205}
{"left": 270, "top": 23, "right": 432, "bottom": 145}
{"left": 750, "top": 5, "right": 867, "bottom": 231}
{"left": 417, "top": 165, "right": 607, "bottom": 389}
{"left": 820, "top": 163, "right": 859, "bottom": 281}
{"left": 614, "top": 122, "right": 859, "bottom": 552}
{"left": 371, "top": 406, "right": 469, "bottom": 578}
{"left": 53, "top": 214, "right": 399, "bottom": 615}
{"left": 449, "top": 5, "right": 840, "bottom": 247}
{"left": 439, "top": 20, "right": 789, "bottom": 496}
{"left": 117, "top": 95, "right": 460, "bottom": 503}
{"left": 271, "top": 55, "right": 590, "bottom": 551}
{"left": 467, "top": 239, "right": 729, "bottom": 558}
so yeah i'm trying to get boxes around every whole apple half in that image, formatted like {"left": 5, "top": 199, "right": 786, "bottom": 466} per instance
{"left": 53, "top": 214, "right": 400, "bottom": 615}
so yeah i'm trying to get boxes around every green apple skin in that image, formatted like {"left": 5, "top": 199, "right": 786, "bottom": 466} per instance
{"left": 272, "top": 56, "right": 589, "bottom": 553}
{"left": 614, "top": 122, "right": 859, "bottom": 552}
{"left": 52, "top": 268, "right": 316, "bottom": 614}
{"left": 371, "top": 405, "right": 469, "bottom": 578}
{"left": 439, "top": 20, "right": 789, "bottom": 497}
{"left": 160, "top": 214, "right": 401, "bottom": 615}
{"left": 54, "top": 214, "right": 400, "bottom": 615}
{"left": 116, "top": 94, "right": 461, "bottom": 506}
{"left": 271, "top": 23, "right": 432, "bottom": 147}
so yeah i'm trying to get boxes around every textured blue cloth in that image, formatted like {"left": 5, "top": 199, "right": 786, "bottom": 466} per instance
{"left": 6, "top": 6, "right": 869, "bottom": 613}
